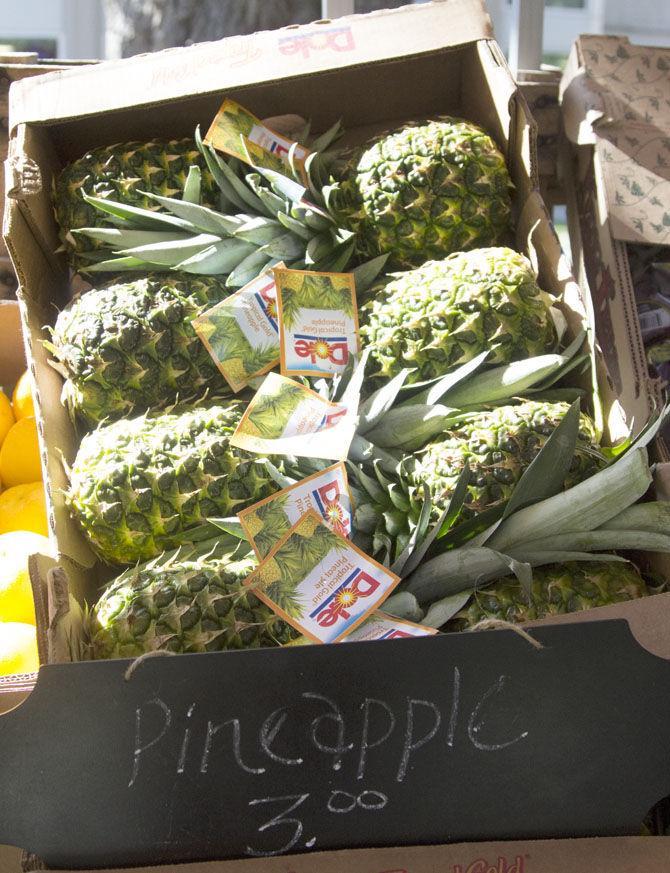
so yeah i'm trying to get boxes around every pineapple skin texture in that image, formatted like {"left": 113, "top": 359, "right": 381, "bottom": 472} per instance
{"left": 91, "top": 550, "right": 296, "bottom": 658}
{"left": 449, "top": 561, "right": 649, "bottom": 629}
{"left": 50, "top": 275, "right": 231, "bottom": 427}
{"left": 415, "top": 400, "right": 605, "bottom": 516}
{"left": 361, "top": 248, "right": 557, "bottom": 383}
{"left": 337, "top": 119, "right": 513, "bottom": 269}
{"left": 67, "top": 404, "right": 277, "bottom": 566}
{"left": 54, "top": 138, "right": 217, "bottom": 265}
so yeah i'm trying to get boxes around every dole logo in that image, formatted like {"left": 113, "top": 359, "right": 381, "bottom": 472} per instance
{"left": 294, "top": 335, "right": 349, "bottom": 366}
{"left": 314, "top": 480, "right": 350, "bottom": 538}
{"left": 382, "top": 629, "right": 413, "bottom": 640}
{"left": 454, "top": 856, "right": 525, "bottom": 873}
{"left": 255, "top": 278, "right": 278, "bottom": 326}
{"left": 319, "top": 406, "right": 347, "bottom": 431}
{"left": 314, "top": 569, "right": 380, "bottom": 627}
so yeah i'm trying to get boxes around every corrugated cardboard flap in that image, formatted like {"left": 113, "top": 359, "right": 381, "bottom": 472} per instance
{"left": 9, "top": 0, "right": 492, "bottom": 130}
{"left": 25, "top": 838, "right": 670, "bottom": 873}
{"left": 561, "top": 34, "right": 670, "bottom": 245}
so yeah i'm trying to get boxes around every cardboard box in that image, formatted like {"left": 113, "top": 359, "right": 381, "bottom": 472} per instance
{"left": 560, "top": 35, "right": 670, "bottom": 446}
{"left": 5, "top": 0, "right": 561, "bottom": 617}
{"left": 16, "top": 837, "right": 670, "bottom": 873}
{"left": 3, "top": 3, "right": 670, "bottom": 869}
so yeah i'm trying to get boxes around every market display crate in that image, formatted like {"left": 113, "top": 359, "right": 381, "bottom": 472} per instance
{"left": 3, "top": 2, "right": 670, "bottom": 871}
{"left": 560, "top": 34, "right": 670, "bottom": 448}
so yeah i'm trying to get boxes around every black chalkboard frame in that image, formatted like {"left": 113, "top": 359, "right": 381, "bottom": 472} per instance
{"left": 1, "top": 607, "right": 670, "bottom": 870}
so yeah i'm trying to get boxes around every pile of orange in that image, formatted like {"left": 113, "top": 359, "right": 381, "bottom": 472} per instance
{"left": 0, "top": 371, "right": 50, "bottom": 677}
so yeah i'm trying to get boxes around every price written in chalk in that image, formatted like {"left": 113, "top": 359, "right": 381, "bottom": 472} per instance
{"left": 126, "top": 669, "right": 529, "bottom": 858}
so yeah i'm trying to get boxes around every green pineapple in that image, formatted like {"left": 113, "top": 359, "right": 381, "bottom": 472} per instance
{"left": 448, "top": 561, "right": 649, "bottom": 630}
{"left": 55, "top": 138, "right": 218, "bottom": 267}
{"left": 54, "top": 125, "right": 358, "bottom": 285}
{"left": 333, "top": 118, "right": 513, "bottom": 268}
{"left": 413, "top": 400, "right": 603, "bottom": 516}
{"left": 361, "top": 248, "right": 558, "bottom": 384}
{"left": 352, "top": 400, "right": 605, "bottom": 562}
{"left": 67, "top": 402, "right": 277, "bottom": 566}
{"left": 46, "top": 274, "right": 231, "bottom": 427}
{"left": 57, "top": 117, "right": 512, "bottom": 287}
{"left": 90, "top": 538, "right": 297, "bottom": 658}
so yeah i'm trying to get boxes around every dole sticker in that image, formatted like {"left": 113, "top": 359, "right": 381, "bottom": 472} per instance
{"left": 192, "top": 267, "right": 281, "bottom": 392}
{"left": 274, "top": 268, "right": 360, "bottom": 378}
{"left": 238, "top": 463, "right": 353, "bottom": 559}
{"left": 340, "top": 611, "right": 438, "bottom": 643}
{"left": 245, "top": 510, "right": 400, "bottom": 644}
{"left": 204, "top": 98, "right": 310, "bottom": 182}
{"left": 229, "top": 372, "right": 356, "bottom": 461}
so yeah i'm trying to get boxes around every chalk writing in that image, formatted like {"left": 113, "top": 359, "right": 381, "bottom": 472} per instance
{"left": 126, "top": 672, "right": 529, "bottom": 857}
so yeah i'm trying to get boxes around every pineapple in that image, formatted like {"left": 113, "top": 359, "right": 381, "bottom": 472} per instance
{"left": 47, "top": 274, "right": 231, "bottom": 427}
{"left": 90, "top": 539, "right": 297, "bottom": 658}
{"left": 67, "top": 403, "right": 277, "bottom": 566}
{"left": 54, "top": 125, "right": 358, "bottom": 285}
{"left": 56, "top": 118, "right": 511, "bottom": 287}
{"left": 54, "top": 138, "right": 218, "bottom": 267}
{"left": 448, "top": 561, "right": 649, "bottom": 630}
{"left": 360, "top": 248, "right": 558, "bottom": 384}
{"left": 333, "top": 118, "right": 513, "bottom": 269}
{"left": 413, "top": 400, "right": 603, "bottom": 516}
{"left": 352, "top": 400, "right": 605, "bottom": 562}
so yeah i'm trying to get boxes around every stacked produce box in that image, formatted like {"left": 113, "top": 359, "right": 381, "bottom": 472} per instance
{"left": 3, "top": 1, "right": 670, "bottom": 869}
{"left": 561, "top": 34, "right": 670, "bottom": 450}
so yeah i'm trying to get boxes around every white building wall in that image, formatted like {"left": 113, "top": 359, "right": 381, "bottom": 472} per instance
{"left": 0, "top": 0, "right": 103, "bottom": 59}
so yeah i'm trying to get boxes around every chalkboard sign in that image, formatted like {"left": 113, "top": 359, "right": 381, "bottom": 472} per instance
{"left": 1, "top": 619, "right": 669, "bottom": 868}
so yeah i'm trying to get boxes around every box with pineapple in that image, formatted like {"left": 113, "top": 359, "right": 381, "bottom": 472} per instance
{"left": 4, "top": 1, "right": 670, "bottom": 868}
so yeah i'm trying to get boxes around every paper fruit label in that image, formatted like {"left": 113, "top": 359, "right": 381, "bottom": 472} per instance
{"left": 275, "top": 268, "right": 360, "bottom": 378}
{"left": 283, "top": 611, "right": 437, "bottom": 647}
{"left": 204, "top": 98, "right": 310, "bottom": 181}
{"left": 238, "top": 463, "right": 353, "bottom": 559}
{"left": 341, "top": 611, "right": 438, "bottom": 643}
{"left": 229, "top": 372, "right": 357, "bottom": 460}
{"left": 192, "top": 268, "right": 281, "bottom": 392}
{"left": 245, "top": 510, "right": 400, "bottom": 644}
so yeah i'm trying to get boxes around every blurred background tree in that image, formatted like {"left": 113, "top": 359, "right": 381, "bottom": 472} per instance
{"left": 103, "top": 0, "right": 409, "bottom": 57}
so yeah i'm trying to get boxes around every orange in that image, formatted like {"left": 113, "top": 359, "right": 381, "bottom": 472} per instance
{"left": 0, "top": 531, "right": 51, "bottom": 624}
{"left": 12, "top": 371, "right": 34, "bottom": 420}
{"left": 0, "top": 416, "right": 41, "bottom": 487}
{"left": 0, "top": 389, "right": 15, "bottom": 449}
{"left": 0, "top": 482, "right": 48, "bottom": 536}
{"left": 0, "top": 622, "right": 39, "bottom": 677}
